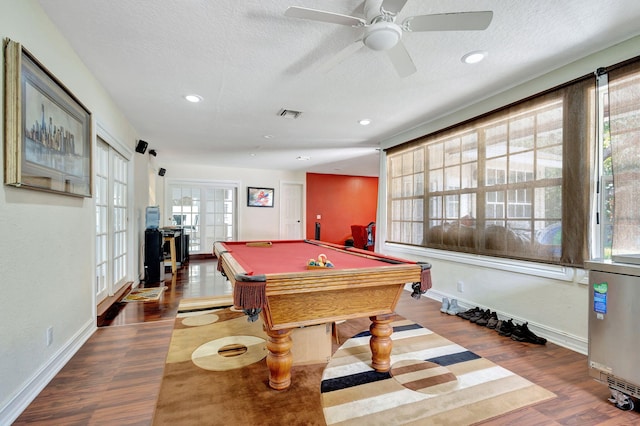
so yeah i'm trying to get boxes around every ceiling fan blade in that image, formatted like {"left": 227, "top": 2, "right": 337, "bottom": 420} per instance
{"left": 405, "top": 11, "right": 493, "bottom": 32}
{"left": 386, "top": 40, "right": 417, "bottom": 78}
{"left": 381, "top": 0, "right": 409, "bottom": 14}
{"left": 284, "top": 6, "right": 366, "bottom": 27}
{"left": 316, "top": 40, "right": 364, "bottom": 74}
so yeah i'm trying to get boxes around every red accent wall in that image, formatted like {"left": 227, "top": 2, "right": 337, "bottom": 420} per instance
{"left": 306, "top": 173, "right": 379, "bottom": 245}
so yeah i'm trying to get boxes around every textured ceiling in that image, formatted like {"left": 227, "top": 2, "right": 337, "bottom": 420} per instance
{"left": 37, "top": 0, "right": 640, "bottom": 176}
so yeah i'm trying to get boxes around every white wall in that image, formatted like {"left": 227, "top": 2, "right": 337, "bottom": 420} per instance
{"left": 158, "top": 161, "right": 305, "bottom": 242}
{"left": 378, "top": 35, "right": 640, "bottom": 355}
{"left": 0, "top": 1, "right": 142, "bottom": 422}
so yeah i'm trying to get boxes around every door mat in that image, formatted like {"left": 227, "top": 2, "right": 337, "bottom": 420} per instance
{"left": 122, "top": 286, "right": 167, "bottom": 302}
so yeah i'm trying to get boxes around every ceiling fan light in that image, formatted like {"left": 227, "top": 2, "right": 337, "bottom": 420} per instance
{"left": 363, "top": 21, "right": 402, "bottom": 51}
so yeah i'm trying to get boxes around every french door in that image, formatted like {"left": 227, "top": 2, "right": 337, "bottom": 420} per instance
{"left": 168, "top": 182, "right": 237, "bottom": 254}
{"left": 95, "top": 137, "right": 129, "bottom": 303}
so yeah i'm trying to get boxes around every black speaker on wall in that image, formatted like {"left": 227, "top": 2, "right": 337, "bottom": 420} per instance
{"left": 158, "top": 168, "right": 166, "bottom": 176}
{"left": 135, "top": 140, "right": 148, "bottom": 154}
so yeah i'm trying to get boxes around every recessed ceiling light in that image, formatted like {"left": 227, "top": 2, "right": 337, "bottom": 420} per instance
{"left": 184, "top": 94, "right": 203, "bottom": 103}
{"left": 359, "top": 119, "right": 371, "bottom": 126}
{"left": 263, "top": 134, "right": 274, "bottom": 139}
{"left": 296, "top": 156, "right": 311, "bottom": 161}
{"left": 461, "top": 51, "right": 487, "bottom": 64}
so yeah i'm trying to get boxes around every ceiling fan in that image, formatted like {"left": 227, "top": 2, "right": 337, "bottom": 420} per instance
{"left": 284, "top": 0, "right": 493, "bottom": 77}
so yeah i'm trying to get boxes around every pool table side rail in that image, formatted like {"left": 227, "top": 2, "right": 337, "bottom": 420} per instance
{"left": 218, "top": 257, "right": 420, "bottom": 293}
{"left": 218, "top": 263, "right": 422, "bottom": 329}
{"left": 262, "top": 283, "right": 406, "bottom": 329}
{"left": 213, "top": 241, "right": 425, "bottom": 329}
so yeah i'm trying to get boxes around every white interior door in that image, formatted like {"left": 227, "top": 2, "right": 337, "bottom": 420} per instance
{"left": 280, "top": 182, "right": 304, "bottom": 239}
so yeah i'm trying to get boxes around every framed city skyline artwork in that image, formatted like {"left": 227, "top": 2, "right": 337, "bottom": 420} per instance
{"left": 4, "top": 39, "right": 92, "bottom": 197}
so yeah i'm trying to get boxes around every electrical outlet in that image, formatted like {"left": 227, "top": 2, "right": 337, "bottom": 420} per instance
{"left": 46, "top": 326, "right": 53, "bottom": 347}
{"left": 457, "top": 281, "right": 464, "bottom": 292}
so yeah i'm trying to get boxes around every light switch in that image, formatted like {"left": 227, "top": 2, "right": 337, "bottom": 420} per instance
{"left": 316, "top": 215, "right": 321, "bottom": 220}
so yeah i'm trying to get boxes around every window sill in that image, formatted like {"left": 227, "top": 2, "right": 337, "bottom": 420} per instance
{"left": 384, "top": 242, "right": 586, "bottom": 283}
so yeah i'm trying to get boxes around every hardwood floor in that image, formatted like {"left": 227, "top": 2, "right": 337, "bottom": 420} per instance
{"left": 15, "top": 258, "right": 640, "bottom": 425}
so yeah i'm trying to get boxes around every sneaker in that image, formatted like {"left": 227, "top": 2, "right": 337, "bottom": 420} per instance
{"left": 469, "top": 309, "right": 488, "bottom": 323}
{"left": 511, "top": 322, "right": 547, "bottom": 344}
{"left": 525, "top": 323, "right": 547, "bottom": 344}
{"left": 457, "top": 307, "right": 479, "bottom": 320}
{"left": 447, "top": 299, "right": 461, "bottom": 315}
{"left": 440, "top": 297, "right": 450, "bottom": 313}
{"left": 486, "top": 312, "right": 499, "bottom": 329}
{"left": 494, "top": 319, "right": 503, "bottom": 331}
{"left": 498, "top": 319, "right": 515, "bottom": 337}
{"left": 510, "top": 323, "right": 527, "bottom": 341}
{"left": 475, "top": 310, "right": 493, "bottom": 326}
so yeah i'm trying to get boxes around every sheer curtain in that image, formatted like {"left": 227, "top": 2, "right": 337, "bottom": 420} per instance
{"left": 386, "top": 77, "right": 593, "bottom": 266}
{"left": 608, "top": 60, "right": 640, "bottom": 256}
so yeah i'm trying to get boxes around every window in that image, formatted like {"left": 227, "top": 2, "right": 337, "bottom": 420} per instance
{"left": 387, "top": 78, "right": 594, "bottom": 266}
{"left": 95, "top": 137, "right": 129, "bottom": 303}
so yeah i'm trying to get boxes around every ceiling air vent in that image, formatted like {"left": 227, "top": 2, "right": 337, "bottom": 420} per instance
{"left": 278, "top": 108, "right": 302, "bottom": 119}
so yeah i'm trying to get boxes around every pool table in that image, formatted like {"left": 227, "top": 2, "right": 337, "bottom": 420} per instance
{"left": 213, "top": 239, "right": 431, "bottom": 390}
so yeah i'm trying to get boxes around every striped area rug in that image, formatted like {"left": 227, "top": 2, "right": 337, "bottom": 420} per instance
{"left": 322, "top": 318, "right": 555, "bottom": 425}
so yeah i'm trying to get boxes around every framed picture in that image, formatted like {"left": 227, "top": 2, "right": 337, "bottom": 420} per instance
{"left": 247, "top": 187, "right": 274, "bottom": 207}
{"left": 4, "top": 39, "right": 92, "bottom": 197}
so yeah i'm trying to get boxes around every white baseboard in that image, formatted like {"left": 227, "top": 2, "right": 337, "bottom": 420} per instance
{"left": 404, "top": 286, "right": 588, "bottom": 356}
{"left": 0, "top": 319, "right": 96, "bottom": 426}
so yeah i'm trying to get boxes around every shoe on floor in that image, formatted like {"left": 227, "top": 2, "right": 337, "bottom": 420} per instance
{"left": 469, "top": 309, "right": 488, "bottom": 323}
{"left": 510, "top": 323, "right": 526, "bottom": 341}
{"left": 446, "top": 299, "right": 461, "bottom": 315}
{"left": 511, "top": 322, "right": 547, "bottom": 344}
{"left": 457, "top": 307, "right": 479, "bottom": 320}
{"left": 440, "top": 297, "right": 450, "bottom": 313}
{"left": 494, "top": 319, "right": 503, "bottom": 331}
{"left": 475, "top": 310, "right": 492, "bottom": 326}
{"left": 497, "top": 319, "right": 515, "bottom": 336}
{"left": 486, "top": 312, "right": 499, "bottom": 329}
{"left": 526, "top": 324, "right": 547, "bottom": 344}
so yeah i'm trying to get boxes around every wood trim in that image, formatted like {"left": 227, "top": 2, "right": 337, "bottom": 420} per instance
{"left": 96, "top": 282, "right": 132, "bottom": 317}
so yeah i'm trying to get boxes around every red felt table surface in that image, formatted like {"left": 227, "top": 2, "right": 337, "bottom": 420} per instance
{"left": 218, "top": 240, "right": 399, "bottom": 276}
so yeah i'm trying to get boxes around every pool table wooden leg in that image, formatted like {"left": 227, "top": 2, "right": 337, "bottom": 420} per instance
{"left": 369, "top": 314, "right": 394, "bottom": 372}
{"left": 264, "top": 327, "right": 293, "bottom": 390}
